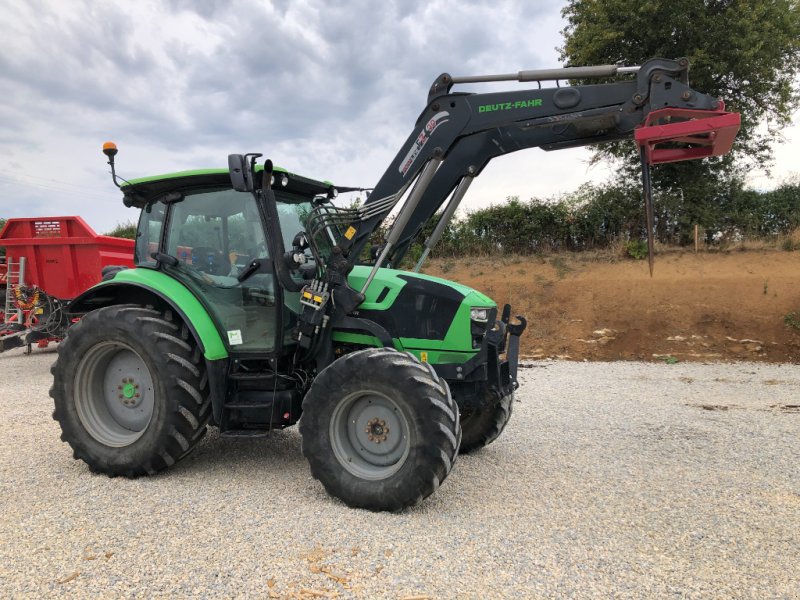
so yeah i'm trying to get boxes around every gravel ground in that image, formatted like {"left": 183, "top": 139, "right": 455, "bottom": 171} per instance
{"left": 0, "top": 347, "right": 798, "bottom": 599}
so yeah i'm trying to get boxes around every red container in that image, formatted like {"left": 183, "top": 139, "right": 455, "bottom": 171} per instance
{"left": 0, "top": 216, "right": 135, "bottom": 300}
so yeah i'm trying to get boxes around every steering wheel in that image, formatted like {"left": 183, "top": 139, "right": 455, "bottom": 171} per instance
{"left": 190, "top": 246, "right": 230, "bottom": 276}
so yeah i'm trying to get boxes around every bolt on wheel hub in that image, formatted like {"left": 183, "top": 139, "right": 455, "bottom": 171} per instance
{"left": 365, "top": 417, "right": 390, "bottom": 443}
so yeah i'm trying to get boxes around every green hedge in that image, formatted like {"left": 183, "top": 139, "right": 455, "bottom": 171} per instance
{"left": 421, "top": 181, "right": 800, "bottom": 258}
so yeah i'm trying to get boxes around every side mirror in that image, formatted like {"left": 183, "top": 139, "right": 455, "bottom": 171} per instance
{"left": 292, "top": 232, "right": 309, "bottom": 251}
{"left": 228, "top": 154, "right": 252, "bottom": 192}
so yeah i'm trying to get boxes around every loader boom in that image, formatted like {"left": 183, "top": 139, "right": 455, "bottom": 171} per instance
{"left": 318, "top": 57, "right": 736, "bottom": 276}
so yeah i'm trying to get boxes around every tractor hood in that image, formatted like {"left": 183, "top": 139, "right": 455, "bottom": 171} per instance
{"left": 344, "top": 265, "right": 495, "bottom": 356}
{"left": 348, "top": 265, "right": 493, "bottom": 306}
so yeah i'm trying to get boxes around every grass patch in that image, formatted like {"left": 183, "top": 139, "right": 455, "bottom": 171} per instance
{"left": 549, "top": 256, "right": 572, "bottom": 279}
{"left": 784, "top": 311, "right": 800, "bottom": 330}
{"left": 624, "top": 239, "right": 648, "bottom": 260}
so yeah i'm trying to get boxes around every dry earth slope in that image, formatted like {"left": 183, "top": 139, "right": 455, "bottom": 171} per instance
{"left": 423, "top": 250, "right": 800, "bottom": 362}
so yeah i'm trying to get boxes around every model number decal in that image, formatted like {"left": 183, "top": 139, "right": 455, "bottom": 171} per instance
{"left": 478, "top": 98, "right": 543, "bottom": 113}
{"left": 399, "top": 111, "right": 450, "bottom": 177}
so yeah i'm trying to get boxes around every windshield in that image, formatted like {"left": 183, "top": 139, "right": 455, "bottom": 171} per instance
{"left": 274, "top": 191, "right": 339, "bottom": 265}
{"left": 274, "top": 194, "right": 314, "bottom": 250}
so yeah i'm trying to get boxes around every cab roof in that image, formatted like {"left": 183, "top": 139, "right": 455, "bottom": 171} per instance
{"left": 120, "top": 166, "right": 335, "bottom": 208}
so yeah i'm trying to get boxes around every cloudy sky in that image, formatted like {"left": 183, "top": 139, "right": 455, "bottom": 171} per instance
{"left": 1, "top": 0, "right": 798, "bottom": 234}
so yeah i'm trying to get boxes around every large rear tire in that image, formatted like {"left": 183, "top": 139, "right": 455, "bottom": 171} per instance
{"left": 50, "top": 305, "right": 211, "bottom": 477}
{"left": 458, "top": 391, "right": 514, "bottom": 453}
{"left": 300, "top": 348, "right": 461, "bottom": 511}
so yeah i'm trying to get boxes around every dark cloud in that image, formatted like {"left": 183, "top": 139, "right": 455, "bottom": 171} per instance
{"left": 1, "top": 0, "right": 559, "bottom": 153}
{"left": 0, "top": 1, "right": 611, "bottom": 229}
{"left": 155, "top": 0, "right": 557, "bottom": 154}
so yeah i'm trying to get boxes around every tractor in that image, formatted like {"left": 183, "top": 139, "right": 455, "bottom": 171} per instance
{"left": 51, "top": 58, "right": 738, "bottom": 511}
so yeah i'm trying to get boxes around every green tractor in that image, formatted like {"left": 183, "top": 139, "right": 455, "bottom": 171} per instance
{"left": 51, "top": 59, "right": 737, "bottom": 510}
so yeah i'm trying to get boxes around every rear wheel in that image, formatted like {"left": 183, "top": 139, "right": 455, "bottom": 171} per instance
{"left": 458, "top": 391, "right": 514, "bottom": 453}
{"left": 300, "top": 348, "right": 461, "bottom": 511}
{"left": 50, "top": 305, "right": 211, "bottom": 476}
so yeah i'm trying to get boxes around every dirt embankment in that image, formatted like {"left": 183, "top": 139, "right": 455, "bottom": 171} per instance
{"left": 423, "top": 250, "right": 800, "bottom": 362}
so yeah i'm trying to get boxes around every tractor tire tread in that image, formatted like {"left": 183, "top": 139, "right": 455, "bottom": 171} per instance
{"left": 300, "top": 347, "right": 460, "bottom": 512}
{"left": 50, "top": 305, "right": 211, "bottom": 477}
{"left": 458, "top": 391, "right": 514, "bottom": 453}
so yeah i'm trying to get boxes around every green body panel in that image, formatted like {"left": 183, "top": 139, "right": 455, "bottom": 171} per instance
{"left": 123, "top": 166, "right": 289, "bottom": 187}
{"left": 85, "top": 265, "right": 492, "bottom": 366}
{"left": 331, "top": 331, "right": 405, "bottom": 351}
{"left": 332, "top": 266, "right": 496, "bottom": 364}
{"left": 94, "top": 269, "right": 229, "bottom": 361}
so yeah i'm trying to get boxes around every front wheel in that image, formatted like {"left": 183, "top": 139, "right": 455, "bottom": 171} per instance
{"left": 300, "top": 348, "right": 461, "bottom": 511}
{"left": 458, "top": 391, "right": 514, "bottom": 453}
{"left": 50, "top": 305, "right": 211, "bottom": 477}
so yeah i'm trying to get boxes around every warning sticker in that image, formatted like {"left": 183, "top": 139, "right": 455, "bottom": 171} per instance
{"left": 227, "top": 330, "right": 243, "bottom": 345}
{"left": 344, "top": 226, "right": 357, "bottom": 240}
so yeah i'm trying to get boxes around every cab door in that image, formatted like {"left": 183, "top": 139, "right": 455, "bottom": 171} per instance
{"left": 161, "top": 187, "right": 280, "bottom": 353}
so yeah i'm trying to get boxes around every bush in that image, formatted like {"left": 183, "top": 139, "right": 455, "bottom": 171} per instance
{"left": 784, "top": 311, "right": 800, "bottom": 331}
{"left": 418, "top": 180, "right": 800, "bottom": 259}
{"left": 105, "top": 221, "right": 137, "bottom": 240}
{"left": 625, "top": 239, "right": 648, "bottom": 260}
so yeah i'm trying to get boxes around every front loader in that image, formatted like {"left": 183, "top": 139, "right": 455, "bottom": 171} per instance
{"left": 51, "top": 58, "right": 738, "bottom": 511}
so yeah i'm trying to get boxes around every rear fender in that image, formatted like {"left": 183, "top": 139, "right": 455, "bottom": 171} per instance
{"left": 68, "top": 274, "right": 229, "bottom": 425}
{"left": 68, "top": 272, "right": 228, "bottom": 361}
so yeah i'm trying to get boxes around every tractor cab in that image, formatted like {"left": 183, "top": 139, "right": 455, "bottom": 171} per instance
{"left": 119, "top": 167, "right": 333, "bottom": 354}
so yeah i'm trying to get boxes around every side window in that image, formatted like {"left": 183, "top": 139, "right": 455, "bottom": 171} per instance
{"left": 165, "top": 190, "right": 269, "bottom": 279}
{"left": 135, "top": 203, "right": 165, "bottom": 267}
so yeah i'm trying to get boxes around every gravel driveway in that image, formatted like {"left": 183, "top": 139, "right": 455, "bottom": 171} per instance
{"left": 0, "top": 347, "right": 798, "bottom": 598}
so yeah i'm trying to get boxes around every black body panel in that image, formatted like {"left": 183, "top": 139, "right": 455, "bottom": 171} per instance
{"left": 355, "top": 275, "right": 464, "bottom": 341}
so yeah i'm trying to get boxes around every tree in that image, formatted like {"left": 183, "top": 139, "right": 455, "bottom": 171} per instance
{"left": 562, "top": 0, "right": 800, "bottom": 167}
{"left": 0, "top": 218, "right": 6, "bottom": 258}
{"left": 560, "top": 0, "right": 800, "bottom": 240}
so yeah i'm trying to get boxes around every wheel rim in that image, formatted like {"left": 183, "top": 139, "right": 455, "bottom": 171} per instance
{"left": 329, "top": 390, "right": 411, "bottom": 481}
{"left": 74, "top": 342, "right": 155, "bottom": 447}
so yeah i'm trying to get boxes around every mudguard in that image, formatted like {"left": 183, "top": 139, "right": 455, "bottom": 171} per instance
{"left": 68, "top": 268, "right": 228, "bottom": 361}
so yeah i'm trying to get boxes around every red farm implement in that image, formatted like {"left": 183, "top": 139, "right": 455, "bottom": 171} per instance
{"left": 0, "top": 216, "right": 134, "bottom": 353}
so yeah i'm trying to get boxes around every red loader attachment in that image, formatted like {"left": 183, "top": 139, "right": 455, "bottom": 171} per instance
{"left": 634, "top": 106, "right": 740, "bottom": 275}
{"left": 635, "top": 106, "right": 741, "bottom": 165}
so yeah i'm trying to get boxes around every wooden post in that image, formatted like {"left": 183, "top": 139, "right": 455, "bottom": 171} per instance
{"left": 694, "top": 224, "right": 699, "bottom": 253}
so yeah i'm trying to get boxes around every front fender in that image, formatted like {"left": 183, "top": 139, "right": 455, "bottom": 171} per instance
{"left": 69, "top": 269, "right": 228, "bottom": 361}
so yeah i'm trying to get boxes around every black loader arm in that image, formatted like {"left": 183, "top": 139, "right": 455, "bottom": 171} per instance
{"left": 324, "top": 57, "right": 734, "bottom": 277}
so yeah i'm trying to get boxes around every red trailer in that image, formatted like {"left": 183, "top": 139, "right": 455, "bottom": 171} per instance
{"left": 0, "top": 216, "right": 134, "bottom": 352}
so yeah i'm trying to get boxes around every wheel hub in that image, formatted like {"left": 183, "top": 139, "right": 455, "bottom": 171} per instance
{"left": 118, "top": 378, "right": 142, "bottom": 407}
{"left": 365, "top": 417, "right": 390, "bottom": 443}
{"left": 74, "top": 342, "right": 155, "bottom": 447}
{"left": 330, "top": 392, "right": 411, "bottom": 481}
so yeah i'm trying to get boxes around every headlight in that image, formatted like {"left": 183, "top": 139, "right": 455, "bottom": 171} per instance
{"left": 470, "top": 307, "right": 490, "bottom": 323}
